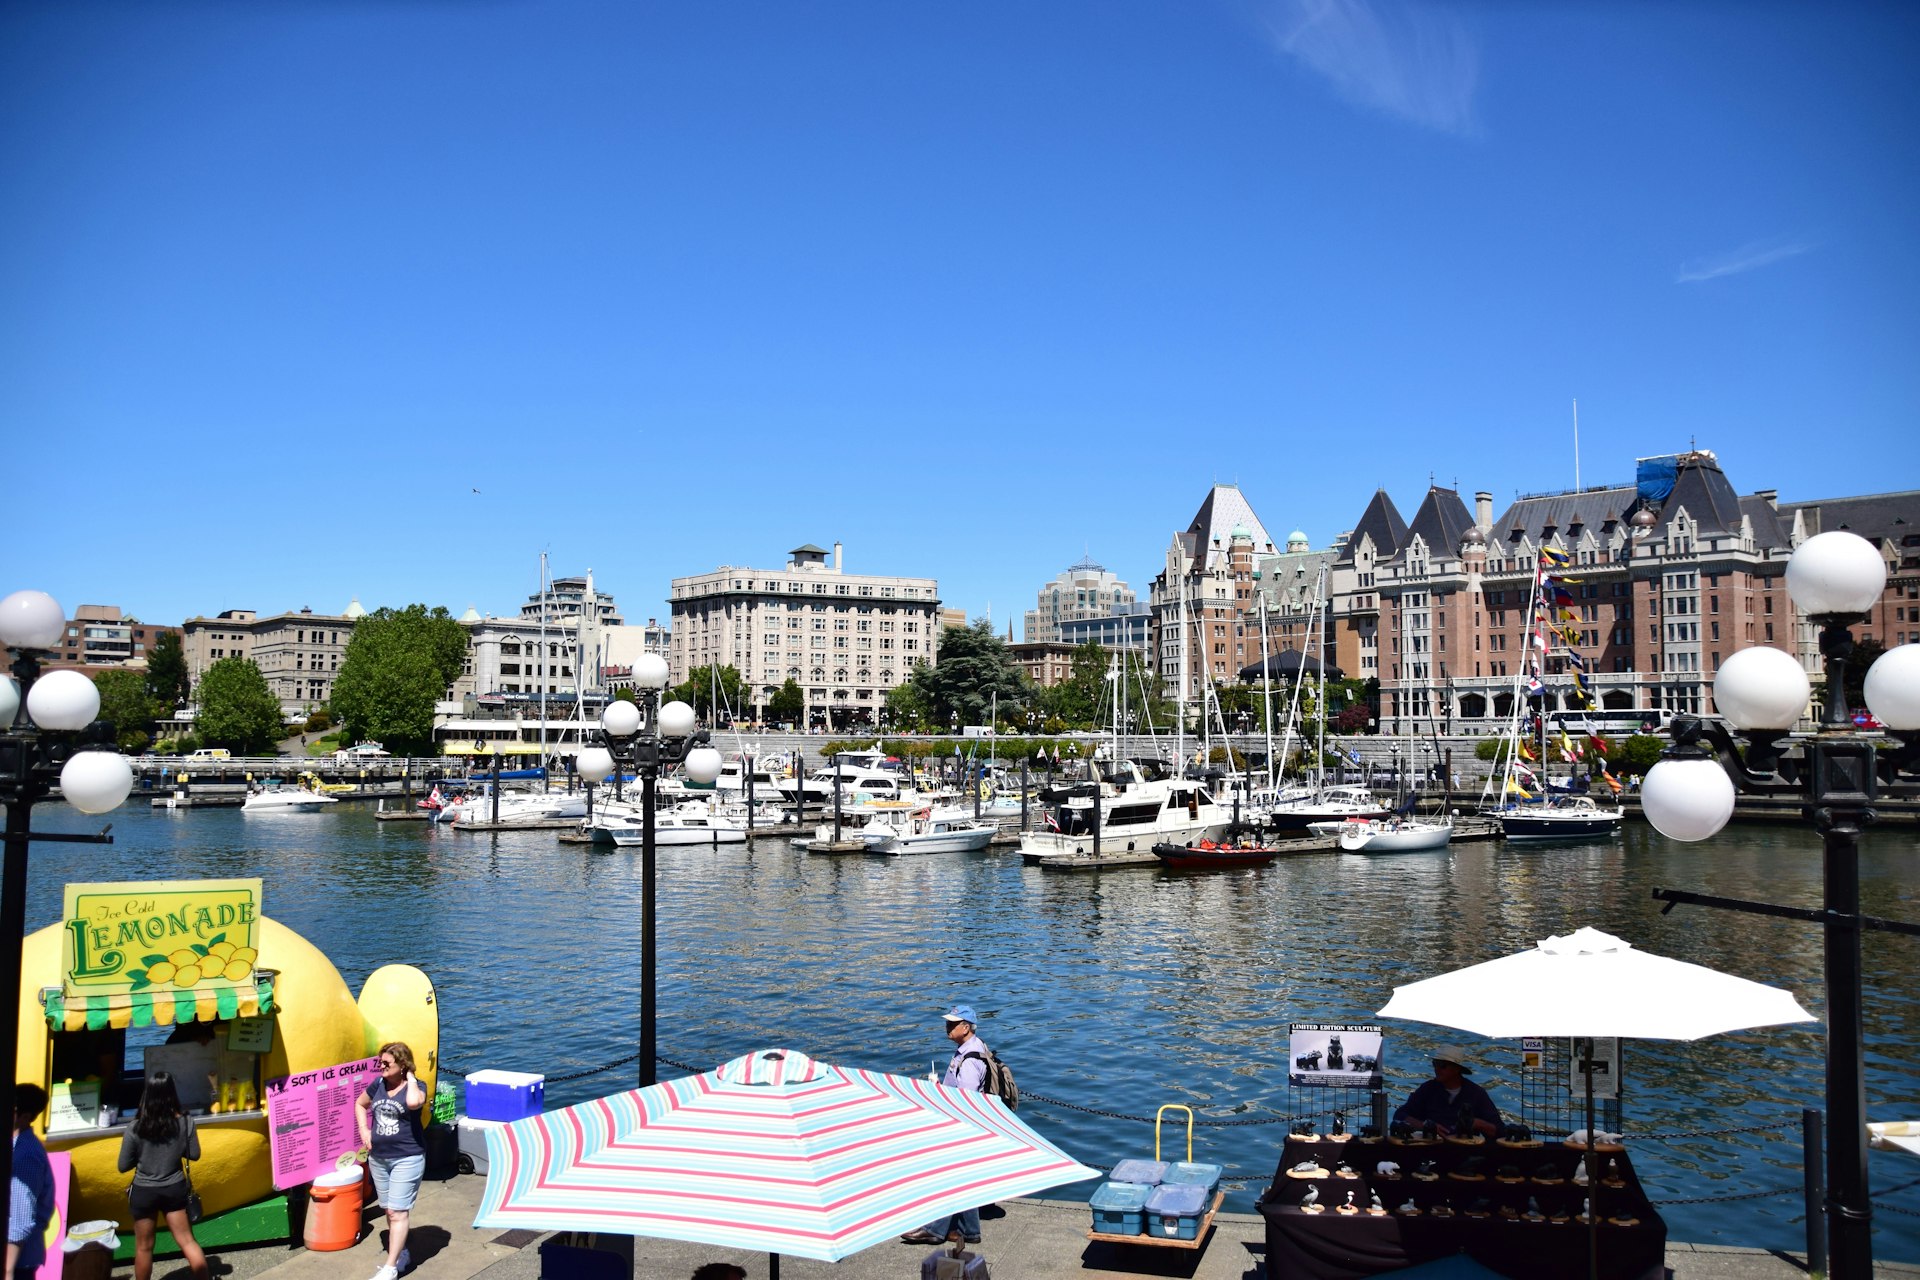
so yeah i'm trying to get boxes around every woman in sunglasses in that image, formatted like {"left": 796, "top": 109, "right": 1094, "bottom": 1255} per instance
{"left": 355, "top": 1042, "right": 427, "bottom": 1280}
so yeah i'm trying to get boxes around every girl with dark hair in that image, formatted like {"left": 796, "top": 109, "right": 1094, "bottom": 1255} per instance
{"left": 117, "top": 1071, "right": 210, "bottom": 1280}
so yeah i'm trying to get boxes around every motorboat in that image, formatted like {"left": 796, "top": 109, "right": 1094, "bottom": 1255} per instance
{"left": 1337, "top": 813, "right": 1454, "bottom": 854}
{"left": 1266, "top": 784, "right": 1388, "bottom": 833}
{"left": 866, "top": 811, "right": 996, "bottom": 856}
{"left": 450, "top": 789, "right": 587, "bottom": 827}
{"left": 1498, "top": 794, "right": 1623, "bottom": 842}
{"left": 608, "top": 800, "right": 748, "bottom": 847}
{"left": 241, "top": 784, "right": 338, "bottom": 813}
{"left": 1019, "top": 758, "right": 1230, "bottom": 861}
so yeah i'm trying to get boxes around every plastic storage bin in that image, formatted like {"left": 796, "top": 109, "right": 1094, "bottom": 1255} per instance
{"left": 1108, "top": 1158, "right": 1168, "bottom": 1186}
{"left": 304, "top": 1165, "right": 367, "bottom": 1251}
{"left": 465, "top": 1070, "right": 545, "bottom": 1121}
{"left": 1089, "top": 1180, "right": 1151, "bottom": 1235}
{"left": 1145, "top": 1183, "right": 1210, "bottom": 1241}
{"left": 1162, "top": 1160, "right": 1222, "bottom": 1196}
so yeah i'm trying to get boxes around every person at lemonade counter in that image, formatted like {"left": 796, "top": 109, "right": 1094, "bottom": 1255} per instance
{"left": 8, "top": 1083, "right": 54, "bottom": 1280}
{"left": 898, "top": 1004, "right": 990, "bottom": 1247}
{"left": 1392, "top": 1044, "right": 1502, "bottom": 1138}
{"left": 355, "top": 1042, "right": 427, "bottom": 1280}
{"left": 119, "top": 1071, "right": 211, "bottom": 1280}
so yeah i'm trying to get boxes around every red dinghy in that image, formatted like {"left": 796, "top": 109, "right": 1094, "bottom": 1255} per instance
{"left": 1152, "top": 838, "right": 1283, "bottom": 870}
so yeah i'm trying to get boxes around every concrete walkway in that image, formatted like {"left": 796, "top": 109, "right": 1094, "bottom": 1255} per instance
{"left": 103, "top": 1173, "right": 1920, "bottom": 1280}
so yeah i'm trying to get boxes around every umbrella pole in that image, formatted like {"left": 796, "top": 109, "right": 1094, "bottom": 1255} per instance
{"left": 1583, "top": 1037, "right": 1598, "bottom": 1280}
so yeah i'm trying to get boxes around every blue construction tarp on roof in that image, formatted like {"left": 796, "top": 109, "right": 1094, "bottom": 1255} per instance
{"left": 1636, "top": 455, "right": 1680, "bottom": 504}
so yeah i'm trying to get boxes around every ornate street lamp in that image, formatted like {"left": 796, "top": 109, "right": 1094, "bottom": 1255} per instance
{"left": 573, "top": 653, "right": 722, "bottom": 1087}
{"left": 2, "top": 590, "right": 134, "bottom": 1203}
{"left": 1640, "top": 531, "right": 1920, "bottom": 1280}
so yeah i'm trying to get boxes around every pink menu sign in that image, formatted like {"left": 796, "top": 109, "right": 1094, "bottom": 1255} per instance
{"left": 264, "top": 1056, "right": 380, "bottom": 1189}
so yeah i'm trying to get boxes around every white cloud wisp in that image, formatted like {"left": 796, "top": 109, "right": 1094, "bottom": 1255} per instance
{"left": 1676, "top": 236, "right": 1815, "bottom": 284}
{"left": 1269, "top": 0, "right": 1479, "bottom": 135}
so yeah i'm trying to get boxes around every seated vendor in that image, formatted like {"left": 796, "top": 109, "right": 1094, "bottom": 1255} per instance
{"left": 1392, "top": 1044, "right": 1501, "bottom": 1138}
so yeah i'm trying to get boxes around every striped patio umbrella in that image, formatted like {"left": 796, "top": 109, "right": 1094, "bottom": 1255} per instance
{"left": 474, "top": 1047, "right": 1097, "bottom": 1269}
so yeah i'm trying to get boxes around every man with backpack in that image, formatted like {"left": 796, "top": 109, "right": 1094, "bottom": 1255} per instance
{"left": 899, "top": 1003, "right": 994, "bottom": 1246}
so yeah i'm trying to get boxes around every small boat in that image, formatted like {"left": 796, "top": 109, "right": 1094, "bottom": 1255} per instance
{"left": 1337, "top": 813, "right": 1454, "bottom": 854}
{"left": 1151, "top": 836, "right": 1283, "bottom": 870}
{"left": 1498, "top": 793, "right": 1623, "bottom": 842}
{"left": 867, "top": 811, "right": 996, "bottom": 856}
{"left": 610, "top": 800, "right": 748, "bottom": 847}
{"left": 1265, "top": 784, "right": 1388, "bottom": 833}
{"left": 241, "top": 784, "right": 339, "bottom": 813}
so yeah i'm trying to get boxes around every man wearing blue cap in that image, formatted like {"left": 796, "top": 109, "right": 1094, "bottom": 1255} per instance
{"left": 899, "top": 1004, "right": 989, "bottom": 1245}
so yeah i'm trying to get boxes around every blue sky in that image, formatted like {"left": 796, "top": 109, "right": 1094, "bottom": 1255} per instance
{"left": 3, "top": 1, "right": 1914, "bottom": 634}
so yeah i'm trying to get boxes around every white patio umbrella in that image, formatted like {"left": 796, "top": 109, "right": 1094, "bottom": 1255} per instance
{"left": 1377, "top": 925, "right": 1815, "bottom": 1040}
{"left": 1376, "top": 926, "right": 1816, "bottom": 1280}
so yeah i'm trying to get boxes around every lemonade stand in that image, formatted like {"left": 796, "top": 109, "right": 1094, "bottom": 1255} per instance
{"left": 14, "top": 877, "right": 438, "bottom": 1253}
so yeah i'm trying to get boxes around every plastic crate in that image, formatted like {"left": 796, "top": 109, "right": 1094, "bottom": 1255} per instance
{"left": 1109, "top": 1158, "right": 1168, "bottom": 1186}
{"left": 465, "top": 1070, "right": 545, "bottom": 1122}
{"left": 1145, "top": 1183, "right": 1209, "bottom": 1241}
{"left": 1089, "top": 1181, "right": 1150, "bottom": 1235}
{"left": 432, "top": 1080, "right": 458, "bottom": 1127}
{"left": 1162, "top": 1161, "right": 1222, "bottom": 1196}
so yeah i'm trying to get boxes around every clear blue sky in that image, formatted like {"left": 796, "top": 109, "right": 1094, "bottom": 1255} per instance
{"left": 4, "top": 1, "right": 1914, "bottom": 632}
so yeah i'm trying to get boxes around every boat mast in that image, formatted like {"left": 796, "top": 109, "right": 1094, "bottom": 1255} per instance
{"left": 1257, "top": 590, "right": 1275, "bottom": 790}
{"left": 1176, "top": 562, "right": 1189, "bottom": 773}
{"left": 538, "top": 552, "right": 549, "bottom": 768}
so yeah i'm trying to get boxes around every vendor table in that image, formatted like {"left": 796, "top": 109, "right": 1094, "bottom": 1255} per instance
{"left": 1258, "top": 1135, "right": 1666, "bottom": 1280}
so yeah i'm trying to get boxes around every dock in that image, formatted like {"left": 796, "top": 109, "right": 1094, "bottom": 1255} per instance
{"left": 374, "top": 811, "right": 432, "bottom": 822}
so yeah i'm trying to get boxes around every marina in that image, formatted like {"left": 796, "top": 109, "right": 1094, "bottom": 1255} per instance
{"left": 18, "top": 798, "right": 1920, "bottom": 1263}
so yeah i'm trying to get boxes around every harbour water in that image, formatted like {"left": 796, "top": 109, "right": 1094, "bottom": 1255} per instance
{"left": 22, "top": 801, "right": 1920, "bottom": 1261}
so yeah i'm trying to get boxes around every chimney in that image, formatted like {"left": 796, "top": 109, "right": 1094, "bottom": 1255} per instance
{"left": 833, "top": 541, "right": 843, "bottom": 570}
{"left": 1475, "top": 491, "right": 1494, "bottom": 530}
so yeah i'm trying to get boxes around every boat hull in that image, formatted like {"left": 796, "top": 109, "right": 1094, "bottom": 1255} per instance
{"left": 1499, "top": 811, "right": 1623, "bottom": 841}
{"left": 873, "top": 829, "right": 996, "bottom": 855}
{"left": 1337, "top": 821, "right": 1453, "bottom": 854}
{"left": 1151, "top": 842, "right": 1281, "bottom": 870}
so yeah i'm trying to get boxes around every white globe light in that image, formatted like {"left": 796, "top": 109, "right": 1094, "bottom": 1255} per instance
{"left": 0, "top": 590, "right": 66, "bottom": 650}
{"left": 60, "top": 750, "right": 134, "bottom": 814}
{"left": 1786, "top": 531, "right": 1886, "bottom": 616}
{"left": 1713, "top": 646, "right": 1810, "bottom": 731}
{"left": 601, "top": 699, "right": 642, "bottom": 738}
{"left": 684, "top": 746, "right": 723, "bottom": 785}
{"left": 26, "top": 669, "right": 101, "bottom": 731}
{"left": 658, "top": 700, "right": 696, "bottom": 739}
{"left": 576, "top": 746, "right": 616, "bottom": 783}
{"left": 1864, "top": 644, "right": 1920, "bottom": 730}
{"left": 0, "top": 676, "right": 17, "bottom": 729}
{"left": 634, "top": 653, "right": 671, "bottom": 691}
{"left": 1641, "top": 757, "right": 1737, "bottom": 842}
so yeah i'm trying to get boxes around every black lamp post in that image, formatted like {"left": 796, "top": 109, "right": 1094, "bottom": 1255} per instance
{"left": 2, "top": 590, "right": 134, "bottom": 1217}
{"left": 1640, "top": 531, "right": 1920, "bottom": 1280}
{"left": 574, "top": 655, "right": 720, "bottom": 1088}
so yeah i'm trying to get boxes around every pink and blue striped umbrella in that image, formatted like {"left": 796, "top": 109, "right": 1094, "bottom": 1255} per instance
{"left": 473, "top": 1047, "right": 1098, "bottom": 1265}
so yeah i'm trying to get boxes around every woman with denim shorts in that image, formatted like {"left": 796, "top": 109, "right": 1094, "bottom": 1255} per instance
{"left": 355, "top": 1042, "right": 426, "bottom": 1280}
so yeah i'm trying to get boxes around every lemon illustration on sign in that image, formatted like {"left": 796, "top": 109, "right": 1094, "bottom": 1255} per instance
{"left": 168, "top": 948, "right": 198, "bottom": 968}
{"left": 174, "top": 965, "right": 203, "bottom": 987}
{"left": 145, "top": 961, "right": 177, "bottom": 984}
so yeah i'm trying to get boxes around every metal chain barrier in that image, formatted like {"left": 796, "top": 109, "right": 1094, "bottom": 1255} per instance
{"left": 1651, "top": 1185, "right": 1801, "bottom": 1205}
{"left": 1629, "top": 1121, "right": 1793, "bottom": 1141}
{"left": 1018, "top": 1089, "right": 1337, "bottom": 1126}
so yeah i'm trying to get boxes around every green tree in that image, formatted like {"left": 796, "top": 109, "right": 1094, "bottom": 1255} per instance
{"left": 884, "top": 677, "right": 930, "bottom": 730}
{"left": 670, "top": 665, "right": 745, "bottom": 722}
{"left": 145, "top": 631, "right": 189, "bottom": 708}
{"left": 329, "top": 605, "right": 469, "bottom": 754}
{"left": 910, "top": 620, "right": 1029, "bottom": 727}
{"left": 93, "top": 669, "right": 161, "bottom": 753}
{"left": 767, "top": 678, "right": 805, "bottom": 726}
{"left": 194, "top": 658, "right": 284, "bottom": 753}
{"left": 1037, "top": 643, "right": 1109, "bottom": 728}
{"left": 1605, "top": 734, "right": 1667, "bottom": 777}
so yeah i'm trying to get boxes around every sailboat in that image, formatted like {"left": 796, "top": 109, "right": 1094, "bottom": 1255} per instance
{"left": 1264, "top": 565, "right": 1386, "bottom": 832}
{"left": 1490, "top": 547, "right": 1624, "bottom": 842}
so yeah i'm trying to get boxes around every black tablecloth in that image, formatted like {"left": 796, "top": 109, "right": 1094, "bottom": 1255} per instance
{"left": 1258, "top": 1136, "right": 1666, "bottom": 1280}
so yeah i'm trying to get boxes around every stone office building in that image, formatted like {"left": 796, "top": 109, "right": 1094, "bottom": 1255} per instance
{"left": 181, "top": 601, "right": 364, "bottom": 717}
{"left": 669, "top": 542, "right": 942, "bottom": 730}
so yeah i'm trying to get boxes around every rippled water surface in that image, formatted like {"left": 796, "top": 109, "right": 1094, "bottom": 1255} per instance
{"left": 24, "top": 801, "right": 1920, "bottom": 1260}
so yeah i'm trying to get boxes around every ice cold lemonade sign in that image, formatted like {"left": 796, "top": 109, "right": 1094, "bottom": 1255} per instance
{"left": 62, "top": 878, "right": 264, "bottom": 997}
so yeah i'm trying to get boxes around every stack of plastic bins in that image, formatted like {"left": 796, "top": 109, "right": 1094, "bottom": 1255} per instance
{"left": 1108, "top": 1158, "right": 1168, "bottom": 1187}
{"left": 1088, "top": 1181, "right": 1151, "bottom": 1235}
{"left": 1162, "top": 1159, "right": 1222, "bottom": 1198}
{"left": 1144, "top": 1183, "right": 1210, "bottom": 1240}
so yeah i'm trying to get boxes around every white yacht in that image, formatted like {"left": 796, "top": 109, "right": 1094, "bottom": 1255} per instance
{"left": 1018, "top": 758, "right": 1230, "bottom": 861}
{"left": 607, "top": 799, "right": 748, "bottom": 847}
{"left": 867, "top": 811, "right": 996, "bottom": 856}
{"left": 241, "top": 785, "right": 338, "bottom": 813}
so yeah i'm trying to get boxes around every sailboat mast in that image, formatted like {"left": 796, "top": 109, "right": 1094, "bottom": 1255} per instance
{"left": 1176, "top": 568, "right": 1189, "bottom": 772}
{"left": 538, "top": 552, "right": 549, "bottom": 766}
{"left": 1258, "top": 592, "right": 1275, "bottom": 789}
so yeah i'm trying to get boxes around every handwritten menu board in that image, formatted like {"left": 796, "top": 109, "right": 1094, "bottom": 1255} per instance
{"left": 264, "top": 1057, "right": 379, "bottom": 1189}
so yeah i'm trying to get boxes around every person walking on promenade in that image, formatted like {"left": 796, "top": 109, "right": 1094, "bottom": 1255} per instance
{"left": 899, "top": 1004, "right": 990, "bottom": 1246}
{"left": 1392, "top": 1045, "right": 1501, "bottom": 1138}
{"left": 9, "top": 1084, "right": 54, "bottom": 1280}
{"left": 119, "top": 1071, "right": 211, "bottom": 1280}
{"left": 356, "top": 1042, "right": 427, "bottom": 1280}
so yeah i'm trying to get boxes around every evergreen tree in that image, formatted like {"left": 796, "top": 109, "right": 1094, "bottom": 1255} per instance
{"left": 194, "top": 658, "right": 284, "bottom": 753}
{"left": 910, "top": 620, "right": 1029, "bottom": 727}
{"left": 145, "top": 631, "right": 190, "bottom": 708}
